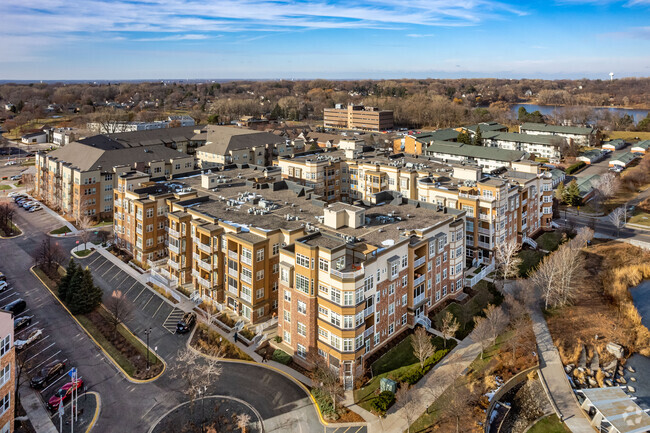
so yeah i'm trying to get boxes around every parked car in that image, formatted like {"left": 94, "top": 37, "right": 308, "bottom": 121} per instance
{"left": 14, "top": 315, "right": 33, "bottom": 331}
{"left": 8, "top": 191, "right": 21, "bottom": 197}
{"left": 31, "top": 360, "right": 66, "bottom": 389}
{"left": 29, "top": 205, "right": 42, "bottom": 212}
{"left": 0, "top": 271, "right": 5, "bottom": 282}
{"left": 176, "top": 312, "right": 196, "bottom": 334}
{"left": 2, "top": 298, "right": 26, "bottom": 315}
{"left": 22, "top": 201, "right": 37, "bottom": 209}
{"left": 609, "top": 166, "right": 624, "bottom": 173}
{"left": 0, "top": 281, "right": 8, "bottom": 292}
{"left": 47, "top": 378, "right": 84, "bottom": 411}
{"left": 14, "top": 329, "right": 43, "bottom": 351}
{"left": 4, "top": 161, "right": 17, "bottom": 166}
{"left": 10, "top": 174, "right": 21, "bottom": 181}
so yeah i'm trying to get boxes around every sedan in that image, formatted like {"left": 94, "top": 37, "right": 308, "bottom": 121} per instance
{"left": 14, "top": 329, "right": 43, "bottom": 351}
{"left": 4, "top": 161, "right": 17, "bottom": 166}
{"left": 8, "top": 192, "right": 21, "bottom": 197}
{"left": 31, "top": 360, "right": 66, "bottom": 389}
{"left": 10, "top": 175, "right": 21, "bottom": 181}
{"left": 14, "top": 315, "right": 33, "bottom": 331}
{"left": 47, "top": 378, "right": 84, "bottom": 411}
{"left": 28, "top": 205, "right": 42, "bottom": 212}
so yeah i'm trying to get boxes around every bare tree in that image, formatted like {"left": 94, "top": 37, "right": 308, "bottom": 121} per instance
{"left": 472, "top": 316, "right": 492, "bottom": 359}
{"left": 484, "top": 303, "right": 509, "bottom": 341}
{"left": 171, "top": 347, "right": 222, "bottom": 412}
{"left": 104, "top": 290, "right": 134, "bottom": 335}
{"left": 411, "top": 327, "right": 435, "bottom": 371}
{"left": 507, "top": 316, "right": 530, "bottom": 363}
{"left": 310, "top": 356, "right": 344, "bottom": 413}
{"left": 90, "top": 108, "right": 131, "bottom": 133}
{"left": 609, "top": 207, "right": 626, "bottom": 237}
{"left": 440, "top": 311, "right": 459, "bottom": 348}
{"left": 594, "top": 172, "right": 620, "bottom": 201}
{"left": 395, "top": 383, "right": 419, "bottom": 433}
{"left": 75, "top": 206, "right": 93, "bottom": 250}
{"left": 236, "top": 413, "right": 251, "bottom": 433}
{"left": 494, "top": 239, "right": 522, "bottom": 287}
{"left": 439, "top": 383, "right": 475, "bottom": 433}
{"left": 33, "top": 237, "right": 65, "bottom": 277}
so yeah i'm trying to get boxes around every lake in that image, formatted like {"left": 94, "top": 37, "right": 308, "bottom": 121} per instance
{"left": 625, "top": 280, "right": 650, "bottom": 410}
{"left": 510, "top": 104, "right": 648, "bottom": 124}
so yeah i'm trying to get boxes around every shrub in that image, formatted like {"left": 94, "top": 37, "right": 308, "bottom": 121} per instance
{"left": 239, "top": 327, "right": 256, "bottom": 340}
{"left": 272, "top": 349, "right": 292, "bottom": 365}
{"left": 370, "top": 391, "right": 395, "bottom": 415}
{"left": 311, "top": 388, "right": 336, "bottom": 416}
{"left": 565, "top": 161, "right": 586, "bottom": 175}
{"left": 399, "top": 368, "right": 423, "bottom": 385}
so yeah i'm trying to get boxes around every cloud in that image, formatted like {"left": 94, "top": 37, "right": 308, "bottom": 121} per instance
{"left": 132, "top": 34, "right": 215, "bottom": 42}
{"left": 601, "top": 26, "right": 650, "bottom": 39}
{"left": 406, "top": 33, "right": 435, "bottom": 38}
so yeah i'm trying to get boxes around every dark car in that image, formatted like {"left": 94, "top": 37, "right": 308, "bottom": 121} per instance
{"left": 176, "top": 312, "right": 196, "bottom": 334}
{"left": 14, "top": 315, "right": 33, "bottom": 331}
{"left": 31, "top": 360, "right": 66, "bottom": 389}
{"left": 0, "top": 272, "right": 5, "bottom": 282}
{"left": 2, "top": 298, "right": 26, "bottom": 315}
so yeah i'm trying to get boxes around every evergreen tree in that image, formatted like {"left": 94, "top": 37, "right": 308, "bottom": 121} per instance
{"left": 66, "top": 265, "right": 83, "bottom": 306}
{"left": 57, "top": 259, "right": 78, "bottom": 302}
{"left": 457, "top": 131, "right": 471, "bottom": 144}
{"left": 518, "top": 106, "right": 528, "bottom": 122}
{"left": 69, "top": 267, "right": 102, "bottom": 314}
{"left": 269, "top": 104, "right": 283, "bottom": 120}
{"left": 555, "top": 182, "right": 565, "bottom": 204}
{"left": 563, "top": 180, "right": 582, "bottom": 206}
{"left": 473, "top": 125, "right": 483, "bottom": 146}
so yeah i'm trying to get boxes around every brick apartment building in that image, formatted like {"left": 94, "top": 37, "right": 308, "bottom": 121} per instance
{"left": 324, "top": 103, "right": 394, "bottom": 132}
{"left": 0, "top": 311, "right": 15, "bottom": 433}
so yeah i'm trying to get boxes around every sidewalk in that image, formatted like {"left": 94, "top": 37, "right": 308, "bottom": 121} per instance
{"left": 22, "top": 389, "right": 58, "bottom": 433}
{"left": 39, "top": 201, "right": 78, "bottom": 234}
{"left": 529, "top": 308, "right": 596, "bottom": 433}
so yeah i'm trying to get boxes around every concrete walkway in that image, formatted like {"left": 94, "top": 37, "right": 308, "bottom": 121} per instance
{"left": 22, "top": 389, "right": 58, "bottom": 433}
{"left": 38, "top": 200, "right": 78, "bottom": 234}
{"left": 529, "top": 307, "right": 596, "bottom": 433}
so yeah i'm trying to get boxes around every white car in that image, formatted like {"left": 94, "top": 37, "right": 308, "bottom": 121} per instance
{"left": 8, "top": 192, "right": 20, "bottom": 197}
{"left": 15, "top": 329, "right": 43, "bottom": 351}
{"left": 4, "top": 161, "right": 17, "bottom": 166}
{"left": 29, "top": 205, "right": 42, "bottom": 212}
{"left": 0, "top": 281, "right": 7, "bottom": 292}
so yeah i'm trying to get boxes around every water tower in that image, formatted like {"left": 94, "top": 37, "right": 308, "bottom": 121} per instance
{"left": 609, "top": 72, "right": 614, "bottom": 81}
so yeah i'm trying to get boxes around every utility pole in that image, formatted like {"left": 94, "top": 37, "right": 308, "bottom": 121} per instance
{"left": 145, "top": 328, "right": 152, "bottom": 370}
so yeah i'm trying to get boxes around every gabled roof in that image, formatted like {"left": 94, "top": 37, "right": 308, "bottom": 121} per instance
{"left": 22, "top": 131, "right": 47, "bottom": 139}
{"left": 106, "top": 125, "right": 206, "bottom": 147}
{"left": 45, "top": 142, "right": 187, "bottom": 172}
{"left": 463, "top": 122, "right": 508, "bottom": 133}
{"left": 424, "top": 141, "right": 526, "bottom": 162}
{"left": 198, "top": 125, "right": 283, "bottom": 156}
{"left": 579, "top": 149, "right": 604, "bottom": 159}
{"left": 520, "top": 122, "right": 595, "bottom": 135}
{"left": 631, "top": 140, "right": 650, "bottom": 150}
{"left": 493, "top": 132, "right": 560, "bottom": 146}
{"left": 413, "top": 129, "right": 458, "bottom": 143}
{"left": 611, "top": 152, "right": 638, "bottom": 164}
{"left": 577, "top": 174, "right": 601, "bottom": 197}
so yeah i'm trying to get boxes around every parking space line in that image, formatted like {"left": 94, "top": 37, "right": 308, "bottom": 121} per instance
{"left": 14, "top": 309, "right": 32, "bottom": 318}
{"left": 40, "top": 369, "right": 74, "bottom": 393}
{"left": 93, "top": 259, "right": 111, "bottom": 273}
{"left": 124, "top": 281, "right": 139, "bottom": 296}
{"left": 114, "top": 274, "right": 131, "bottom": 288}
{"left": 16, "top": 321, "right": 41, "bottom": 336}
{"left": 353, "top": 427, "right": 364, "bottom": 433}
{"left": 152, "top": 301, "right": 164, "bottom": 318}
{"left": 101, "top": 264, "right": 116, "bottom": 277}
{"left": 25, "top": 340, "right": 54, "bottom": 362}
{"left": 141, "top": 294, "right": 155, "bottom": 310}
{"left": 27, "top": 350, "right": 62, "bottom": 374}
{"left": 133, "top": 287, "right": 146, "bottom": 302}
{"left": 0, "top": 292, "right": 17, "bottom": 303}
{"left": 87, "top": 255, "right": 103, "bottom": 267}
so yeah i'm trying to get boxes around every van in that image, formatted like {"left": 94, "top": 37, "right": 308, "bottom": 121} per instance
{"left": 3, "top": 299, "right": 26, "bottom": 315}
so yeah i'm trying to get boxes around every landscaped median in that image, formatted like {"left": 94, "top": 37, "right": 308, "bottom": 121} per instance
{"left": 31, "top": 265, "right": 165, "bottom": 382}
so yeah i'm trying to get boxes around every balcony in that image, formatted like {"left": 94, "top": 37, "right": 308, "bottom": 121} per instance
{"left": 364, "top": 306, "right": 374, "bottom": 318}
{"left": 477, "top": 241, "right": 491, "bottom": 249}
{"left": 136, "top": 227, "right": 142, "bottom": 235}
{"left": 228, "top": 250, "right": 238, "bottom": 260}
{"left": 414, "top": 293, "right": 426, "bottom": 305}
{"left": 240, "top": 255, "right": 252, "bottom": 266}
{"left": 413, "top": 256, "right": 426, "bottom": 268}
{"left": 197, "top": 260, "right": 213, "bottom": 271}
{"left": 363, "top": 325, "right": 374, "bottom": 338}
{"left": 228, "top": 267, "right": 239, "bottom": 278}
{"left": 168, "top": 243, "right": 180, "bottom": 255}
{"left": 478, "top": 226, "right": 492, "bottom": 235}
{"left": 228, "top": 284, "right": 238, "bottom": 295}
{"left": 197, "top": 242, "right": 214, "bottom": 254}
{"left": 167, "top": 227, "right": 180, "bottom": 238}
{"left": 241, "top": 274, "right": 252, "bottom": 284}
{"left": 413, "top": 274, "right": 425, "bottom": 286}
{"left": 331, "top": 267, "right": 365, "bottom": 279}
{"left": 167, "top": 260, "right": 181, "bottom": 270}
{"left": 479, "top": 213, "right": 493, "bottom": 222}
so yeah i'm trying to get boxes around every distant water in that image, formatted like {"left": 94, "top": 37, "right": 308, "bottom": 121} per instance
{"left": 511, "top": 103, "right": 648, "bottom": 124}
{"left": 625, "top": 280, "right": 650, "bottom": 410}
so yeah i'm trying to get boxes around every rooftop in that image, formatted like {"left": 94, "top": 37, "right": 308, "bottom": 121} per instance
{"left": 425, "top": 140, "right": 527, "bottom": 162}
{"left": 492, "top": 132, "right": 561, "bottom": 146}
{"left": 611, "top": 152, "right": 638, "bottom": 164}
{"left": 520, "top": 122, "right": 595, "bottom": 135}
{"left": 198, "top": 125, "right": 284, "bottom": 156}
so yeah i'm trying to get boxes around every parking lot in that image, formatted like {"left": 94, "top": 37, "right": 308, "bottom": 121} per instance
{"left": 77, "top": 253, "right": 190, "bottom": 357}
{"left": 1, "top": 274, "right": 86, "bottom": 412}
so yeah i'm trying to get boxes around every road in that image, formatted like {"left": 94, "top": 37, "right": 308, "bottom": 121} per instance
{"left": 2, "top": 199, "right": 326, "bottom": 432}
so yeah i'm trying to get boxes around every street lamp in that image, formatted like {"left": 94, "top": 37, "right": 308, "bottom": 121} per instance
{"left": 144, "top": 328, "right": 152, "bottom": 370}
{"left": 199, "top": 385, "right": 208, "bottom": 433}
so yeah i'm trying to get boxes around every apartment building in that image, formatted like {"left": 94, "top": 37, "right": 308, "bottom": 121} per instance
{"left": 519, "top": 122, "right": 598, "bottom": 147}
{"left": 195, "top": 125, "right": 304, "bottom": 168}
{"left": 113, "top": 171, "right": 198, "bottom": 265}
{"left": 417, "top": 161, "right": 553, "bottom": 264}
{"left": 484, "top": 132, "right": 562, "bottom": 163}
{"left": 0, "top": 312, "right": 15, "bottom": 433}
{"left": 35, "top": 142, "right": 195, "bottom": 220}
{"left": 276, "top": 153, "right": 343, "bottom": 202}
{"left": 424, "top": 141, "right": 527, "bottom": 171}
{"left": 324, "top": 103, "right": 394, "bottom": 132}
{"left": 278, "top": 199, "right": 465, "bottom": 386}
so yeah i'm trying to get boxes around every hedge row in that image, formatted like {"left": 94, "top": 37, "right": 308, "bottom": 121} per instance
{"left": 565, "top": 161, "right": 586, "bottom": 175}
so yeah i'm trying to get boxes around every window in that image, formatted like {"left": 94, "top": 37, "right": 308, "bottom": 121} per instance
{"left": 273, "top": 263, "right": 279, "bottom": 274}
{"left": 318, "top": 327, "right": 329, "bottom": 340}
{"left": 390, "top": 262, "right": 398, "bottom": 277}
{"left": 283, "top": 311, "right": 291, "bottom": 323}
{"left": 318, "top": 348, "right": 327, "bottom": 358}
{"left": 284, "top": 290, "right": 291, "bottom": 302}
{"left": 296, "top": 253, "right": 310, "bottom": 268}
{"left": 318, "top": 306, "right": 329, "bottom": 318}
{"left": 388, "top": 283, "right": 395, "bottom": 295}
{"left": 0, "top": 393, "right": 8, "bottom": 416}
{"left": 401, "top": 314, "right": 407, "bottom": 325}
{"left": 343, "top": 338, "right": 353, "bottom": 352}
{"left": 401, "top": 255, "right": 407, "bottom": 267}
{"left": 330, "top": 288, "right": 341, "bottom": 304}
{"left": 297, "top": 323, "right": 307, "bottom": 337}
{"left": 256, "top": 288, "right": 264, "bottom": 299}
{"left": 343, "top": 291, "right": 354, "bottom": 306}
{"left": 364, "top": 276, "right": 374, "bottom": 292}
{"left": 388, "top": 303, "right": 395, "bottom": 316}
{"left": 283, "top": 330, "right": 291, "bottom": 344}
{"left": 330, "top": 311, "right": 341, "bottom": 327}
{"left": 429, "top": 242, "right": 435, "bottom": 257}
{"left": 442, "top": 268, "right": 447, "bottom": 279}
{"left": 0, "top": 364, "right": 9, "bottom": 387}
{"left": 297, "top": 300, "right": 306, "bottom": 314}
{"left": 297, "top": 343, "right": 307, "bottom": 358}
{"left": 241, "top": 267, "right": 252, "bottom": 284}
{"left": 272, "top": 243, "right": 280, "bottom": 255}
{"left": 256, "top": 248, "right": 265, "bottom": 262}
{"left": 319, "top": 258, "right": 329, "bottom": 272}
{"left": 256, "top": 270, "right": 264, "bottom": 281}
{"left": 280, "top": 268, "right": 290, "bottom": 283}
{"left": 401, "top": 275, "right": 407, "bottom": 287}
{"left": 146, "top": 208, "right": 154, "bottom": 218}
{"left": 343, "top": 315, "right": 354, "bottom": 329}
{"left": 388, "top": 323, "right": 394, "bottom": 335}
{"left": 0, "top": 335, "right": 9, "bottom": 356}
{"left": 296, "top": 274, "right": 309, "bottom": 294}
{"left": 318, "top": 284, "right": 329, "bottom": 295}
{"left": 330, "top": 334, "right": 341, "bottom": 350}
{"left": 402, "top": 294, "right": 407, "bottom": 305}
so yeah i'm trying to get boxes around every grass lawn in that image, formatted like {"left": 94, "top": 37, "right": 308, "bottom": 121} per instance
{"left": 75, "top": 249, "right": 93, "bottom": 257}
{"left": 536, "top": 231, "right": 564, "bottom": 252}
{"left": 517, "top": 249, "right": 545, "bottom": 277}
{"left": 92, "top": 219, "right": 113, "bottom": 228}
{"left": 606, "top": 130, "right": 650, "bottom": 141}
{"left": 0, "top": 221, "right": 22, "bottom": 237}
{"left": 0, "top": 185, "right": 11, "bottom": 190}
{"left": 50, "top": 226, "right": 71, "bottom": 235}
{"left": 431, "top": 280, "right": 502, "bottom": 340}
{"left": 629, "top": 211, "right": 650, "bottom": 227}
{"left": 527, "top": 415, "right": 570, "bottom": 433}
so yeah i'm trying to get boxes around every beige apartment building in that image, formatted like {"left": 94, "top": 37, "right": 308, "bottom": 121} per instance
{"left": 324, "top": 104, "right": 394, "bottom": 132}
{"left": 35, "top": 142, "right": 195, "bottom": 220}
{"left": 0, "top": 312, "right": 15, "bottom": 433}
{"left": 276, "top": 153, "right": 343, "bottom": 203}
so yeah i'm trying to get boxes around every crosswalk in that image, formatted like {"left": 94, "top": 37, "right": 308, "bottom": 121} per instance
{"left": 162, "top": 308, "right": 184, "bottom": 334}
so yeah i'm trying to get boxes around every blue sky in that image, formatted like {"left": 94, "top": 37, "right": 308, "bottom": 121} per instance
{"left": 1, "top": 0, "right": 649, "bottom": 80}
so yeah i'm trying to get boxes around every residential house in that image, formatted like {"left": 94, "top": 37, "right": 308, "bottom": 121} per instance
{"left": 631, "top": 140, "right": 650, "bottom": 155}
{"left": 576, "top": 149, "right": 606, "bottom": 165}
{"left": 609, "top": 152, "right": 638, "bottom": 168}
{"left": 21, "top": 131, "right": 47, "bottom": 144}
{"left": 602, "top": 139, "right": 627, "bottom": 151}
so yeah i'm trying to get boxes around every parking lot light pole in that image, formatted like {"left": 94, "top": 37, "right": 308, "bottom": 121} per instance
{"left": 144, "top": 328, "right": 152, "bottom": 370}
